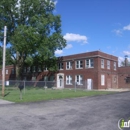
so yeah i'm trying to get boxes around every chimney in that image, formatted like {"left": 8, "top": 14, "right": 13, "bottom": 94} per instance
{"left": 125, "top": 55, "right": 128, "bottom": 66}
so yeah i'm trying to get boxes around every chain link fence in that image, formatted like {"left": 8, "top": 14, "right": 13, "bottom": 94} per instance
{"left": 0, "top": 80, "right": 93, "bottom": 92}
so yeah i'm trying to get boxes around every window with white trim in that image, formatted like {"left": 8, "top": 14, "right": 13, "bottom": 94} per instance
{"left": 58, "top": 63, "right": 63, "bottom": 70}
{"left": 76, "top": 75, "right": 83, "bottom": 85}
{"left": 66, "top": 75, "right": 72, "bottom": 85}
{"left": 6, "top": 69, "right": 8, "bottom": 74}
{"left": 101, "top": 59, "right": 104, "bottom": 68}
{"left": 44, "top": 76, "right": 48, "bottom": 81}
{"left": 86, "top": 59, "right": 94, "bottom": 68}
{"left": 101, "top": 75, "right": 105, "bottom": 86}
{"left": 76, "top": 60, "right": 83, "bottom": 69}
{"left": 107, "top": 60, "right": 110, "bottom": 69}
{"left": 66, "top": 61, "right": 72, "bottom": 70}
{"left": 114, "top": 62, "right": 116, "bottom": 70}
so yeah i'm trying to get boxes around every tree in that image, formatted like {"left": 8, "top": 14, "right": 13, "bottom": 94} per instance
{"left": 0, "top": 46, "right": 13, "bottom": 68}
{"left": 120, "top": 55, "right": 130, "bottom": 67}
{"left": 0, "top": 0, "right": 66, "bottom": 79}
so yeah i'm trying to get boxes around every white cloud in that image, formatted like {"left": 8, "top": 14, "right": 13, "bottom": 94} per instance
{"left": 113, "top": 29, "right": 122, "bottom": 36}
{"left": 54, "top": 0, "right": 58, "bottom": 5}
{"left": 123, "top": 24, "right": 130, "bottom": 31}
{"left": 64, "top": 33, "right": 88, "bottom": 44}
{"left": 65, "top": 44, "right": 73, "bottom": 49}
{"left": 123, "top": 51, "right": 130, "bottom": 55}
{"left": 107, "top": 46, "right": 111, "bottom": 49}
{"left": 118, "top": 56, "right": 124, "bottom": 67}
{"left": 55, "top": 50, "right": 63, "bottom": 55}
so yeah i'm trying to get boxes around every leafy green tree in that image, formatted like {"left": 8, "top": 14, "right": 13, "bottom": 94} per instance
{"left": 0, "top": 0, "right": 66, "bottom": 79}
{"left": 0, "top": 46, "right": 13, "bottom": 68}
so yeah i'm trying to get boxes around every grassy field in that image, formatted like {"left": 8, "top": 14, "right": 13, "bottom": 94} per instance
{"left": 0, "top": 87, "right": 116, "bottom": 103}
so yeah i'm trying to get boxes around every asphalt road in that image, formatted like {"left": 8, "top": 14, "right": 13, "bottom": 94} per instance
{"left": 0, "top": 92, "right": 130, "bottom": 130}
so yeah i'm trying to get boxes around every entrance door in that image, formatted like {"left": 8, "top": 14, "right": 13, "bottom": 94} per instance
{"left": 57, "top": 74, "right": 64, "bottom": 88}
{"left": 59, "top": 75, "right": 63, "bottom": 88}
{"left": 87, "top": 79, "right": 92, "bottom": 90}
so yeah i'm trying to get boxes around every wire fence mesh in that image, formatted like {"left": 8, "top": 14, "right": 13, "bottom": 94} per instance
{"left": 0, "top": 80, "right": 93, "bottom": 100}
{"left": 0, "top": 80, "right": 93, "bottom": 91}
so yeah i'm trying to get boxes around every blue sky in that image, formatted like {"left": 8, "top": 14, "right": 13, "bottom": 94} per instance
{"left": 54, "top": 0, "right": 130, "bottom": 65}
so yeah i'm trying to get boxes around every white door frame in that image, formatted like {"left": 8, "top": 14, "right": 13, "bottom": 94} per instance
{"left": 87, "top": 79, "right": 92, "bottom": 90}
{"left": 57, "top": 73, "right": 64, "bottom": 88}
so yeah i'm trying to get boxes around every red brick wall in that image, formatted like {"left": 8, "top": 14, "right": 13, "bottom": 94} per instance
{"left": 118, "top": 66, "right": 130, "bottom": 88}
{"left": 0, "top": 51, "right": 120, "bottom": 89}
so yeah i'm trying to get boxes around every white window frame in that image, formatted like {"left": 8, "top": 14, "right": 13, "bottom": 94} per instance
{"left": 101, "top": 75, "right": 105, "bottom": 86}
{"left": 66, "top": 75, "right": 72, "bottom": 85}
{"left": 76, "top": 60, "right": 83, "bottom": 69}
{"left": 114, "top": 62, "right": 116, "bottom": 70}
{"left": 6, "top": 69, "right": 8, "bottom": 75}
{"left": 86, "top": 59, "right": 94, "bottom": 68}
{"left": 66, "top": 61, "right": 72, "bottom": 70}
{"left": 44, "top": 76, "right": 48, "bottom": 81}
{"left": 75, "top": 75, "right": 83, "bottom": 85}
{"left": 59, "top": 63, "right": 63, "bottom": 70}
{"left": 107, "top": 60, "right": 110, "bottom": 69}
{"left": 101, "top": 59, "right": 104, "bottom": 68}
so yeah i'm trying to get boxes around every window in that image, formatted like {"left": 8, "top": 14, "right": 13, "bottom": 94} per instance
{"left": 86, "top": 59, "right": 94, "bottom": 68}
{"left": 27, "top": 67, "right": 30, "bottom": 72}
{"left": 24, "top": 67, "right": 26, "bottom": 73}
{"left": 101, "top": 75, "right": 105, "bottom": 86}
{"left": 76, "top": 75, "right": 83, "bottom": 85}
{"left": 11, "top": 69, "right": 15, "bottom": 74}
{"left": 66, "top": 61, "right": 72, "bottom": 70}
{"left": 32, "top": 76, "right": 36, "bottom": 81}
{"left": 44, "top": 67, "right": 48, "bottom": 71}
{"left": 107, "top": 60, "right": 110, "bottom": 69}
{"left": 114, "top": 62, "right": 116, "bottom": 70}
{"left": 101, "top": 59, "right": 104, "bottom": 68}
{"left": 6, "top": 69, "right": 8, "bottom": 74}
{"left": 66, "top": 75, "right": 72, "bottom": 85}
{"left": 126, "top": 77, "right": 130, "bottom": 84}
{"left": 38, "top": 66, "right": 41, "bottom": 72}
{"left": 58, "top": 63, "right": 63, "bottom": 70}
{"left": 32, "top": 66, "right": 36, "bottom": 72}
{"left": 76, "top": 60, "right": 83, "bottom": 69}
{"left": 49, "top": 76, "right": 54, "bottom": 81}
{"left": 44, "top": 76, "right": 48, "bottom": 81}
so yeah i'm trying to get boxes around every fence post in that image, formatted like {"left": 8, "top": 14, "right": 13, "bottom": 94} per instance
{"left": 24, "top": 80, "right": 25, "bottom": 94}
{"left": 75, "top": 82, "right": 76, "bottom": 92}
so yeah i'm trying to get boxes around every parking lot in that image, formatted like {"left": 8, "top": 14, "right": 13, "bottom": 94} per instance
{"left": 0, "top": 92, "right": 130, "bottom": 130}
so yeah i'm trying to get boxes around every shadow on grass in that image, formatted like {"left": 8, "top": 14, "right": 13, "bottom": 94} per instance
{"left": 4, "top": 92, "right": 10, "bottom": 97}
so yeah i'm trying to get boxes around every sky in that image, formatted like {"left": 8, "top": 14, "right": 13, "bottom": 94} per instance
{"left": 54, "top": 0, "right": 130, "bottom": 65}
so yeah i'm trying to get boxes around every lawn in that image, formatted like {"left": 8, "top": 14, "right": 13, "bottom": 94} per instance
{"left": 0, "top": 87, "right": 116, "bottom": 103}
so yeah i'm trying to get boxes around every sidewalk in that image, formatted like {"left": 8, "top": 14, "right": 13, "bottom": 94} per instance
{"left": 99, "top": 88, "right": 130, "bottom": 92}
{"left": 0, "top": 99, "right": 14, "bottom": 105}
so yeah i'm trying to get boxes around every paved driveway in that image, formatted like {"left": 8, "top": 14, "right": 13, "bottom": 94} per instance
{"left": 0, "top": 92, "right": 130, "bottom": 130}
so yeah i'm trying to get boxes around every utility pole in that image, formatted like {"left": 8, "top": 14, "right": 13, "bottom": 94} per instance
{"left": 2, "top": 26, "right": 7, "bottom": 97}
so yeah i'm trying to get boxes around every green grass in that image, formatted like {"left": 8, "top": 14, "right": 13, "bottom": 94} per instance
{"left": 0, "top": 87, "right": 116, "bottom": 103}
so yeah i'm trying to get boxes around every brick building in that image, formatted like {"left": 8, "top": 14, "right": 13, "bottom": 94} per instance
{"left": 0, "top": 50, "right": 130, "bottom": 89}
